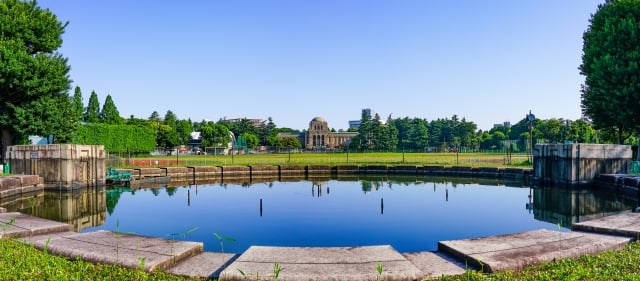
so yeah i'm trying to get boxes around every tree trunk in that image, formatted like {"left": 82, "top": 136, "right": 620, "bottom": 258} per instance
{"left": 1, "top": 128, "right": 12, "bottom": 163}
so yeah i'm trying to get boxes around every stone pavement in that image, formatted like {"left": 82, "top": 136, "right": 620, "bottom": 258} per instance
{"left": 1, "top": 211, "right": 639, "bottom": 280}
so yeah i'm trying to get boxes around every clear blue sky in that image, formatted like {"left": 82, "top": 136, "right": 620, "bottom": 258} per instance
{"left": 38, "top": 0, "right": 602, "bottom": 131}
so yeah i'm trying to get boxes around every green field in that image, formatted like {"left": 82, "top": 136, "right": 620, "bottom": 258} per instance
{"left": 107, "top": 152, "right": 532, "bottom": 168}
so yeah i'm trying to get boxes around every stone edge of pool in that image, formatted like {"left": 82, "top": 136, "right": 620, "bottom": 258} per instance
{"left": 1, "top": 208, "right": 638, "bottom": 281}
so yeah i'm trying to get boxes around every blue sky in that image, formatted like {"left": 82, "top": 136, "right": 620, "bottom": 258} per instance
{"left": 38, "top": 0, "right": 602, "bottom": 131}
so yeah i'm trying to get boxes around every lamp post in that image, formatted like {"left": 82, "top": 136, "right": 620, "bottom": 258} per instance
{"left": 527, "top": 110, "right": 535, "bottom": 163}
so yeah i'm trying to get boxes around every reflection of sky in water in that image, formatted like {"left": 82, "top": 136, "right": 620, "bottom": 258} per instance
{"left": 85, "top": 180, "right": 567, "bottom": 253}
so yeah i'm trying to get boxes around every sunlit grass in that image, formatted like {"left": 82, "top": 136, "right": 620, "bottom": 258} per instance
{"left": 109, "top": 152, "right": 532, "bottom": 168}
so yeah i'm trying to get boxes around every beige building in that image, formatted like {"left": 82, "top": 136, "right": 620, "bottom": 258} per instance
{"left": 278, "top": 117, "right": 358, "bottom": 149}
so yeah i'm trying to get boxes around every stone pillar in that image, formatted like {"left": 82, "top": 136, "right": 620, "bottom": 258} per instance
{"left": 533, "top": 144, "right": 631, "bottom": 187}
{"left": 6, "top": 144, "right": 105, "bottom": 189}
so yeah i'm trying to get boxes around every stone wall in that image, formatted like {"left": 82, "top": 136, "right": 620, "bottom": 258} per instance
{"left": 6, "top": 144, "right": 105, "bottom": 189}
{"left": 533, "top": 144, "right": 632, "bottom": 187}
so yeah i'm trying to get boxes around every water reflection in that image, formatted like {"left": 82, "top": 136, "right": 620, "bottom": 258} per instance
{"left": 1, "top": 175, "right": 637, "bottom": 253}
{"left": 532, "top": 187, "right": 637, "bottom": 228}
{"left": 0, "top": 187, "right": 106, "bottom": 232}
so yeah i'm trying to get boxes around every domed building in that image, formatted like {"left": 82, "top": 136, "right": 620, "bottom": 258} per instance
{"left": 278, "top": 117, "right": 358, "bottom": 149}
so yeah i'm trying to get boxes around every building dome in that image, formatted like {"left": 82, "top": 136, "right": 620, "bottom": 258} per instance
{"left": 311, "top": 116, "right": 327, "bottom": 123}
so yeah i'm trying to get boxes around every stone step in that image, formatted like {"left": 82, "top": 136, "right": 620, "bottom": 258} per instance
{"left": 438, "top": 228, "right": 631, "bottom": 273}
{"left": 166, "top": 252, "right": 238, "bottom": 279}
{"left": 403, "top": 251, "right": 467, "bottom": 278}
{"left": 27, "top": 230, "right": 203, "bottom": 272}
{"left": 0, "top": 212, "right": 72, "bottom": 238}
{"left": 573, "top": 212, "right": 640, "bottom": 238}
{"left": 220, "top": 245, "right": 423, "bottom": 281}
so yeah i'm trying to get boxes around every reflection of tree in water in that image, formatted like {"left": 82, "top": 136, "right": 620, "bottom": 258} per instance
{"left": 361, "top": 181, "right": 372, "bottom": 192}
{"left": 166, "top": 187, "right": 177, "bottom": 196}
{"left": 106, "top": 188, "right": 124, "bottom": 215}
{"left": 151, "top": 188, "right": 160, "bottom": 196}
{"left": 361, "top": 180, "right": 385, "bottom": 193}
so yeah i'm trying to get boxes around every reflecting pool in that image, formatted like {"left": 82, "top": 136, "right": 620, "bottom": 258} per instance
{"left": 2, "top": 176, "right": 636, "bottom": 254}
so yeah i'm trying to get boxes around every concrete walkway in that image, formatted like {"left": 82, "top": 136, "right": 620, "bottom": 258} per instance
{"left": 1, "top": 210, "right": 638, "bottom": 280}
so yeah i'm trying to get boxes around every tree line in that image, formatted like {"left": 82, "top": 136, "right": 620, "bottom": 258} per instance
{"left": 3, "top": 0, "right": 640, "bottom": 160}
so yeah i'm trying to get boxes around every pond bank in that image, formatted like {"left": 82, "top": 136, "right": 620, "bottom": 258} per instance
{"left": 1, "top": 210, "right": 638, "bottom": 280}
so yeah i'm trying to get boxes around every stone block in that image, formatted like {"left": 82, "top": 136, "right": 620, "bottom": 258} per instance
{"left": 307, "top": 165, "right": 331, "bottom": 174}
{"left": 335, "top": 165, "right": 360, "bottom": 174}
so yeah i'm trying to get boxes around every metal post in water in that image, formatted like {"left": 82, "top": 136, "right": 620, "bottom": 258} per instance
{"left": 260, "top": 198, "right": 263, "bottom": 217}
{"left": 380, "top": 198, "right": 384, "bottom": 215}
{"left": 187, "top": 189, "right": 190, "bottom": 206}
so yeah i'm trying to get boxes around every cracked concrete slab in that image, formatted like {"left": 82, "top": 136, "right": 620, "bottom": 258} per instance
{"left": 403, "top": 251, "right": 467, "bottom": 279}
{"left": 29, "top": 230, "right": 203, "bottom": 272}
{"left": 438, "top": 229, "right": 631, "bottom": 273}
{"left": 0, "top": 212, "right": 72, "bottom": 238}
{"left": 573, "top": 212, "right": 640, "bottom": 238}
{"left": 221, "top": 245, "right": 423, "bottom": 281}
{"left": 166, "top": 252, "right": 238, "bottom": 278}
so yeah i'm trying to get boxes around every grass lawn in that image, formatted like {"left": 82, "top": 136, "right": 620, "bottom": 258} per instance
{"left": 108, "top": 152, "right": 533, "bottom": 168}
{"left": 1, "top": 238, "right": 640, "bottom": 280}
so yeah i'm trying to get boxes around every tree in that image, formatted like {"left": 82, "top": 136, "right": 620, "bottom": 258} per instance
{"left": 175, "top": 119, "right": 193, "bottom": 145}
{"left": 580, "top": 0, "right": 640, "bottom": 143}
{"left": 72, "top": 86, "right": 84, "bottom": 121}
{"left": 14, "top": 93, "right": 77, "bottom": 143}
{"left": 0, "top": 0, "right": 72, "bottom": 160}
{"left": 100, "top": 94, "right": 123, "bottom": 124}
{"left": 258, "top": 117, "right": 277, "bottom": 146}
{"left": 84, "top": 91, "right": 100, "bottom": 123}
{"left": 163, "top": 110, "right": 177, "bottom": 128}
{"left": 200, "top": 121, "right": 231, "bottom": 148}
{"left": 241, "top": 132, "right": 260, "bottom": 148}
{"left": 280, "top": 136, "right": 301, "bottom": 149}
{"left": 149, "top": 111, "right": 161, "bottom": 122}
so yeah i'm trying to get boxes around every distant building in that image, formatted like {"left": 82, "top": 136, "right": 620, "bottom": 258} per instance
{"left": 278, "top": 117, "right": 358, "bottom": 149}
{"left": 225, "top": 118, "right": 264, "bottom": 127}
{"left": 348, "top": 108, "right": 376, "bottom": 130}
{"left": 493, "top": 121, "right": 511, "bottom": 129}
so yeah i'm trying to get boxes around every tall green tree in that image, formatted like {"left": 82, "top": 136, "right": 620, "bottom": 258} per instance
{"left": 72, "top": 86, "right": 84, "bottom": 121}
{"left": 580, "top": 0, "right": 640, "bottom": 143}
{"left": 100, "top": 94, "right": 123, "bottom": 124}
{"left": 175, "top": 119, "right": 193, "bottom": 145}
{"left": 200, "top": 121, "right": 231, "bottom": 148}
{"left": 84, "top": 91, "right": 100, "bottom": 123}
{"left": 0, "top": 0, "right": 72, "bottom": 159}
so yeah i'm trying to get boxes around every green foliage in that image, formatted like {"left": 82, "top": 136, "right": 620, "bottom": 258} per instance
{"left": 85, "top": 91, "right": 100, "bottom": 123}
{"left": 175, "top": 119, "right": 193, "bottom": 145}
{"left": 580, "top": 0, "right": 640, "bottom": 143}
{"left": 12, "top": 93, "right": 78, "bottom": 143}
{"left": 0, "top": 238, "right": 202, "bottom": 281}
{"left": 100, "top": 94, "right": 124, "bottom": 124}
{"left": 73, "top": 123, "right": 156, "bottom": 153}
{"left": 200, "top": 121, "right": 231, "bottom": 148}
{"left": 258, "top": 117, "right": 277, "bottom": 146}
{"left": 280, "top": 136, "right": 301, "bottom": 148}
{"left": 241, "top": 132, "right": 260, "bottom": 148}
{"left": 72, "top": 86, "right": 84, "bottom": 121}
{"left": 156, "top": 124, "right": 181, "bottom": 149}
{"left": 0, "top": 0, "right": 72, "bottom": 155}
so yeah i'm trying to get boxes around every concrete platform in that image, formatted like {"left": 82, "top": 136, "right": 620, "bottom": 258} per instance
{"left": 166, "top": 252, "right": 238, "bottom": 278}
{"left": 438, "top": 229, "right": 631, "bottom": 273}
{"left": 220, "top": 245, "right": 424, "bottom": 281}
{"left": 573, "top": 212, "right": 640, "bottom": 238}
{"left": 28, "top": 230, "right": 203, "bottom": 272}
{"left": 403, "top": 251, "right": 467, "bottom": 278}
{"left": 0, "top": 212, "right": 72, "bottom": 238}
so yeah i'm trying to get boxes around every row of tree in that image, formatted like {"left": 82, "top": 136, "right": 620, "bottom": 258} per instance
{"left": 3, "top": 0, "right": 640, "bottom": 159}
{"left": 349, "top": 113, "right": 602, "bottom": 152}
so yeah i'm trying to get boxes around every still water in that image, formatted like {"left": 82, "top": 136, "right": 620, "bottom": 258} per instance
{"left": 3, "top": 176, "right": 637, "bottom": 253}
